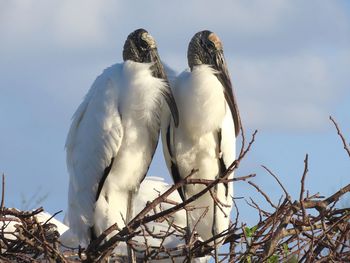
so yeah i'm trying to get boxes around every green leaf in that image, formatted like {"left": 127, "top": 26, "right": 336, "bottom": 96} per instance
{"left": 244, "top": 225, "right": 257, "bottom": 238}
{"left": 251, "top": 225, "right": 258, "bottom": 234}
{"left": 267, "top": 255, "right": 278, "bottom": 263}
{"left": 283, "top": 243, "right": 289, "bottom": 255}
{"left": 244, "top": 226, "right": 252, "bottom": 237}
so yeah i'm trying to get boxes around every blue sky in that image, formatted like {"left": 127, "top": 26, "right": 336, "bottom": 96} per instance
{"left": 1, "top": 0, "right": 349, "bottom": 224}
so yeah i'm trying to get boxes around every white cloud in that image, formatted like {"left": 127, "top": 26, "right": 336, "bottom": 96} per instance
{"left": 0, "top": 0, "right": 349, "bottom": 213}
{"left": 231, "top": 51, "right": 350, "bottom": 131}
{"left": 0, "top": 0, "right": 349, "bottom": 132}
{"left": 2, "top": 0, "right": 349, "bottom": 51}
{"left": 0, "top": 0, "right": 120, "bottom": 50}
{"left": 52, "top": 0, "right": 113, "bottom": 48}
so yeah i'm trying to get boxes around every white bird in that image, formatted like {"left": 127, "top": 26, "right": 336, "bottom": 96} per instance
{"left": 0, "top": 210, "right": 68, "bottom": 243}
{"left": 0, "top": 178, "right": 208, "bottom": 262}
{"left": 65, "top": 28, "right": 179, "bottom": 250}
{"left": 161, "top": 30, "right": 241, "bottom": 252}
{"left": 61, "top": 177, "right": 208, "bottom": 262}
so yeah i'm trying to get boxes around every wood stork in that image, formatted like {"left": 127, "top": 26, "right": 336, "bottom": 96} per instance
{"left": 65, "top": 29, "right": 179, "bottom": 250}
{"left": 61, "top": 177, "right": 209, "bottom": 262}
{"left": 161, "top": 30, "right": 241, "bottom": 252}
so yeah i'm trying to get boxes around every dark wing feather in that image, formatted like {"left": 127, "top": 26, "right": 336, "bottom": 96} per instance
{"left": 218, "top": 129, "right": 229, "bottom": 196}
{"left": 166, "top": 125, "right": 185, "bottom": 201}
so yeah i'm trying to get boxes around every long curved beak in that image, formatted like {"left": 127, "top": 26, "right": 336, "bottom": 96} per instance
{"left": 212, "top": 50, "right": 241, "bottom": 137}
{"left": 148, "top": 48, "right": 179, "bottom": 127}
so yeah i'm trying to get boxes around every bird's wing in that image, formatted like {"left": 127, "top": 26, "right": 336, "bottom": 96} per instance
{"left": 65, "top": 64, "right": 124, "bottom": 243}
{"left": 217, "top": 103, "right": 237, "bottom": 197}
{"left": 164, "top": 122, "right": 185, "bottom": 201}
{"left": 161, "top": 107, "right": 185, "bottom": 200}
{"left": 161, "top": 70, "right": 190, "bottom": 201}
{"left": 220, "top": 103, "right": 237, "bottom": 169}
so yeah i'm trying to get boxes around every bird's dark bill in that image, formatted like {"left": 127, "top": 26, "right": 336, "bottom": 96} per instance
{"left": 213, "top": 51, "right": 241, "bottom": 136}
{"left": 149, "top": 49, "right": 179, "bottom": 127}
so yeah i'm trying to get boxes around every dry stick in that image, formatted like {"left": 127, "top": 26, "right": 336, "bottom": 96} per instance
{"left": 188, "top": 133, "right": 258, "bottom": 257}
{"left": 279, "top": 193, "right": 350, "bottom": 261}
{"left": 138, "top": 227, "right": 151, "bottom": 262}
{"left": 324, "top": 183, "right": 350, "bottom": 206}
{"left": 130, "top": 169, "right": 197, "bottom": 223}
{"left": 230, "top": 198, "right": 240, "bottom": 233}
{"left": 226, "top": 197, "right": 288, "bottom": 247}
{"left": 42, "top": 210, "right": 63, "bottom": 226}
{"left": 330, "top": 116, "right": 350, "bottom": 157}
{"left": 191, "top": 221, "right": 245, "bottom": 260}
{"left": 299, "top": 154, "right": 309, "bottom": 202}
{"left": 310, "top": 212, "right": 350, "bottom": 259}
{"left": 37, "top": 222, "right": 49, "bottom": 259}
{"left": 228, "top": 239, "right": 235, "bottom": 263}
{"left": 190, "top": 207, "right": 209, "bottom": 245}
{"left": 6, "top": 121, "right": 350, "bottom": 261}
{"left": 4, "top": 251, "right": 38, "bottom": 263}
{"left": 14, "top": 225, "right": 63, "bottom": 262}
{"left": 247, "top": 181, "right": 277, "bottom": 209}
{"left": 209, "top": 189, "right": 229, "bottom": 216}
{"left": 242, "top": 202, "right": 288, "bottom": 260}
{"left": 158, "top": 220, "right": 175, "bottom": 253}
{"left": 261, "top": 208, "right": 295, "bottom": 260}
{"left": 195, "top": 229, "right": 234, "bottom": 254}
{"left": 247, "top": 187, "right": 348, "bottom": 262}
{"left": 129, "top": 135, "right": 255, "bottom": 260}
{"left": 337, "top": 227, "right": 350, "bottom": 255}
{"left": 299, "top": 154, "right": 309, "bottom": 221}
{"left": 247, "top": 198, "right": 264, "bottom": 221}
{"left": 126, "top": 174, "right": 254, "bottom": 234}
{"left": 85, "top": 171, "right": 200, "bottom": 260}
{"left": 228, "top": 201, "right": 239, "bottom": 262}
{"left": 87, "top": 130, "right": 258, "bottom": 261}
{"left": 261, "top": 165, "right": 292, "bottom": 202}
{"left": 2, "top": 207, "right": 44, "bottom": 218}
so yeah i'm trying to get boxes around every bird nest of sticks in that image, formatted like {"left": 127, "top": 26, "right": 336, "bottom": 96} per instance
{"left": 1, "top": 116, "right": 350, "bottom": 263}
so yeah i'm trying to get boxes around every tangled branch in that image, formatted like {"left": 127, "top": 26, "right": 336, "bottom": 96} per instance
{"left": 1, "top": 117, "right": 349, "bottom": 262}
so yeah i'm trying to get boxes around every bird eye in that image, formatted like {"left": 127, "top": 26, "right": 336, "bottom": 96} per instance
{"left": 203, "top": 39, "right": 216, "bottom": 52}
{"left": 207, "top": 33, "right": 223, "bottom": 52}
{"left": 140, "top": 33, "right": 157, "bottom": 50}
{"left": 207, "top": 41, "right": 216, "bottom": 49}
{"left": 135, "top": 32, "right": 147, "bottom": 50}
{"left": 139, "top": 38, "right": 149, "bottom": 49}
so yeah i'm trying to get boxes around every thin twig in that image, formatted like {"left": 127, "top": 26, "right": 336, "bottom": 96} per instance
{"left": 330, "top": 116, "right": 350, "bottom": 157}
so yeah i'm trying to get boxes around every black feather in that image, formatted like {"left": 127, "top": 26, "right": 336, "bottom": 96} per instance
{"left": 96, "top": 157, "right": 115, "bottom": 201}
{"left": 166, "top": 125, "right": 185, "bottom": 200}
{"left": 218, "top": 129, "right": 228, "bottom": 196}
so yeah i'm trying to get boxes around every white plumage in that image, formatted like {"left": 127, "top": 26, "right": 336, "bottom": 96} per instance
{"left": 66, "top": 61, "right": 166, "bottom": 245}
{"left": 163, "top": 66, "right": 235, "bottom": 241}
{"left": 0, "top": 178, "right": 207, "bottom": 262}
{"left": 162, "top": 31, "right": 240, "bottom": 245}
{"left": 65, "top": 29, "right": 179, "bottom": 247}
{"left": 62, "top": 177, "right": 208, "bottom": 262}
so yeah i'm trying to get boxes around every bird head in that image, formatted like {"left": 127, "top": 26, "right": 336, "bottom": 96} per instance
{"left": 123, "top": 29, "right": 179, "bottom": 127}
{"left": 187, "top": 30, "right": 241, "bottom": 136}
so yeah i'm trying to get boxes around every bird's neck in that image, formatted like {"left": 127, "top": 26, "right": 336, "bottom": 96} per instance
{"left": 178, "top": 65, "right": 227, "bottom": 137}
{"left": 121, "top": 61, "right": 166, "bottom": 131}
